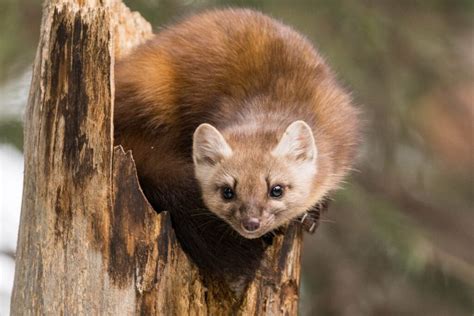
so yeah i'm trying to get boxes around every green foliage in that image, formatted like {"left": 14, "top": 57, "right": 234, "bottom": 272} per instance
{"left": 0, "top": 120, "right": 23, "bottom": 151}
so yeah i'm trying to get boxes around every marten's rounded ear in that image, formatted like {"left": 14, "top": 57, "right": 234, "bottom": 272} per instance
{"left": 272, "top": 120, "right": 317, "bottom": 163}
{"left": 193, "top": 123, "right": 233, "bottom": 166}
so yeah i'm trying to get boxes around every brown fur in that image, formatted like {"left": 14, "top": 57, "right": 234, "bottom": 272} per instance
{"left": 114, "top": 9, "right": 360, "bottom": 276}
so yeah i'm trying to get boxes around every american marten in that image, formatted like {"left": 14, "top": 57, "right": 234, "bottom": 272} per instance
{"left": 114, "top": 9, "right": 360, "bottom": 277}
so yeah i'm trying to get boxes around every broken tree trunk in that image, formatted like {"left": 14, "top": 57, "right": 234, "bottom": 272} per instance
{"left": 10, "top": 0, "right": 303, "bottom": 314}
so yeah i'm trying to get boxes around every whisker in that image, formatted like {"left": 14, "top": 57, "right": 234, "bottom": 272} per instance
{"left": 216, "top": 224, "right": 232, "bottom": 246}
{"left": 196, "top": 218, "right": 219, "bottom": 230}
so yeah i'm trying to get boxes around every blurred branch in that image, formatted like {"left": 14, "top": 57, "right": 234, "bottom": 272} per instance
{"left": 0, "top": 249, "right": 15, "bottom": 260}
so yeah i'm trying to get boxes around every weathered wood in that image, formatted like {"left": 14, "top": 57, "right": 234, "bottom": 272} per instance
{"left": 11, "top": 0, "right": 302, "bottom": 314}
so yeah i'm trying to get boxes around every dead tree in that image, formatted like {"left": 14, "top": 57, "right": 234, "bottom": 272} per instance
{"left": 11, "top": 0, "right": 302, "bottom": 314}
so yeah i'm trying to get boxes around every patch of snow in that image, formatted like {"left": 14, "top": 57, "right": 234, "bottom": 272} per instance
{"left": 0, "top": 254, "right": 15, "bottom": 316}
{"left": 0, "top": 144, "right": 23, "bottom": 315}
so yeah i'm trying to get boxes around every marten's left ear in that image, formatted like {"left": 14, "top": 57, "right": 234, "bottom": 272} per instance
{"left": 193, "top": 123, "right": 233, "bottom": 166}
{"left": 272, "top": 120, "right": 317, "bottom": 163}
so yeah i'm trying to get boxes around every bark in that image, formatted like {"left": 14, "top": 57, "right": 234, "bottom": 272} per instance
{"left": 11, "top": 0, "right": 302, "bottom": 315}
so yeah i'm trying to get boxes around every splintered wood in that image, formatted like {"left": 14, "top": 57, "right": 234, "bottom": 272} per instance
{"left": 11, "top": 0, "right": 302, "bottom": 314}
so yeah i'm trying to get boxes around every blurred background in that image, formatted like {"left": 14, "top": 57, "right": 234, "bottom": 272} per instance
{"left": 0, "top": 0, "right": 472, "bottom": 315}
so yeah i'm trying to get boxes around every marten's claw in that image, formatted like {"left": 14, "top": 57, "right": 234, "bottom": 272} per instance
{"left": 299, "top": 210, "right": 319, "bottom": 234}
{"left": 299, "top": 197, "right": 330, "bottom": 234}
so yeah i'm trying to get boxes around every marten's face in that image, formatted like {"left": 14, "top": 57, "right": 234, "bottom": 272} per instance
{"left": 193, "top": 121, "right": 318, "bottom": 239}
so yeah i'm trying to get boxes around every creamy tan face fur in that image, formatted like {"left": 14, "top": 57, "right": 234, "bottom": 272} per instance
{"left": 193, "top": 120, "right": 319, "bottom": 238}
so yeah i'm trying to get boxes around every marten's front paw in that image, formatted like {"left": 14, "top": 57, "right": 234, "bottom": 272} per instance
{"left": 299, "top": 197, "right": 330, "bottom": 234}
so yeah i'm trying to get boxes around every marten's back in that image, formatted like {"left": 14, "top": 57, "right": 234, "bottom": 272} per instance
{"left": 115, "top": 8, "right": 358, "bottom": 176}
{"left": 115, "top": 8, "right": 336, "bottom": 150}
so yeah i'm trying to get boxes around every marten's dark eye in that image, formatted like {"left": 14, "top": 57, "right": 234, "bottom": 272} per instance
{"left": 270, "top": 185, "right": 284, "bottom": 198}
{"left": 222, "top": 186, "right": 235, "bottom": 200}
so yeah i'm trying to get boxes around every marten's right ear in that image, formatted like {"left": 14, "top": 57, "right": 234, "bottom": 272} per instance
{"left": 272, "top": 120, "right": 317, "bottom": 164}
{"left": 193, "top": 123, "right": 232, "bottom": 166}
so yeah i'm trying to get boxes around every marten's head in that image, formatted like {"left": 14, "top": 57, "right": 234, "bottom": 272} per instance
{"left": 192, "top": 121, "right": 319, "bottom": 239}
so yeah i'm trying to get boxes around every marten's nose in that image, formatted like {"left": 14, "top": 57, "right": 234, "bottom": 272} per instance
{"left": 242, "top": 218, "right": 260, "bottom": 232}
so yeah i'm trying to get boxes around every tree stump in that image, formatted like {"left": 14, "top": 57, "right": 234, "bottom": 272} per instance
{"left": 11, "top": 0, "right": 303, "bottom": 314}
